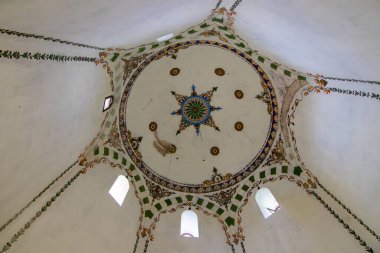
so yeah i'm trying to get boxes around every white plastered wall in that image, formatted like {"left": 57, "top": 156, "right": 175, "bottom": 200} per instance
{"left": 2, "top": 164, "right": 141, "bottom": 253}
{"left": 293, "top": 83, "right": 380, "bottom": 235}
{"left": 0, "top": 34, "right": 110, "bottom": 228}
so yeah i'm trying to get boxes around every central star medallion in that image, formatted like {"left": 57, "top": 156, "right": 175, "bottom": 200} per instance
{"left": 171, "top": 85, "right": 221, "bottom": 135}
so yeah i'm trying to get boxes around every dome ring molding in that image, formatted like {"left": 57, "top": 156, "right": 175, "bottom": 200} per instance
{"left": 119, "top": 40, "right": 279, "bottom": 193}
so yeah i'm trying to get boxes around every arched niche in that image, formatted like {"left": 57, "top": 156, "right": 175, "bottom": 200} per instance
{"left": 255, "top": 187, "right": 280, "bottom": 219}
{"left": 180, "top": 210, "right": 199, "bottom": 238}
{"left": 148, "top": 207, "right": 231, "bottom": 253}
{"left": 109, "top": 175, "right": 130, "bottom": 206}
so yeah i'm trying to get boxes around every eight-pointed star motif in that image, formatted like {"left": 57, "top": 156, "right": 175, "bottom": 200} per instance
{"left": 171, "top": 85, "right": 222, "bottom": 135}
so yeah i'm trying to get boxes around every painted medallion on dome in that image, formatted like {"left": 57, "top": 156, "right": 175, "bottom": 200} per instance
{"left": 171, "top": 85, "right": 221, "bottom": 135}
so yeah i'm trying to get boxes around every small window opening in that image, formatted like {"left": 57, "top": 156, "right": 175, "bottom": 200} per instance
{"left": 157, "top": 33, "right": 174, "bottom": 42}
{"left": 108, "top": 175, "right": 129, "bottom": 206}
{"left": 103, "top": 95, "right": 113, "bottom": 111}
{"left": 255, "top": 187, "right": 280, "bottom": 219}
{"left": 180, "top": 210, "right": 199, "bottom": 238}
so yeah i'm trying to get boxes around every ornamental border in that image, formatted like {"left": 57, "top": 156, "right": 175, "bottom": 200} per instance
{"left": 0, "top": 160, "right": 78, "bottom": 233}
{"left": 1, "top": 166, "right": 85, "bottom": 252}
{"left": 0, "top": 49, "right": 97, "bottom": 62}
{"left": 119, "top": 40, "right": 279, "bottom": 193}
{"left": 317, "top": 180, "right": 380, "bottom": 241}
{"left": 0, "top": 28, "right": 105, "bottom": 50}
{"left": 313, "top": 191, "right": 374, "bottom": 253}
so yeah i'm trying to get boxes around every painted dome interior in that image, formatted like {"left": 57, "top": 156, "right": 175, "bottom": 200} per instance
{"left": 0, "top": 1, "right": 380, "bottom": 253}
{"left": 122, "top": 42, "right": 276, "bottom": 188}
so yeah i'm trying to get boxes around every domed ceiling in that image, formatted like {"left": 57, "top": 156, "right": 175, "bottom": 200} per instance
{"left": 1, "top": 0, "right": 380, "bottom": 253}
{"left": 85, "top": 5, "right": 359, "bottom": 251}
{"left": 120, "top": 40, "right": 278, "bottom": 191}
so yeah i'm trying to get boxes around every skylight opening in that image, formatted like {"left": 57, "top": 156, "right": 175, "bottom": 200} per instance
{"left": 255, "top": 187, "right": 280, "bottom": 219}
{"left": 103, "top": 95, "right": 113, "bottom": 112}
{"left": 180, "top": 210, "right": 199, "bottom": 238}
{"left": 108, "top": 175, "right": 129, "bottom": 206}
{"left": 157, "top": 33, "right": 174, "bottom": 42}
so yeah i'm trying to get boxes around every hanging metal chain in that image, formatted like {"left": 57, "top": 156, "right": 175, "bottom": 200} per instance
{"left": 230, "top": 0, "right": 243, "bottom": 11}
{"left": 320, "top": 75, "right": 380, "bottom": 85}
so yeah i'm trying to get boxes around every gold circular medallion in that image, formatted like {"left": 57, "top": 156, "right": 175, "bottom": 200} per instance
{"left": 149, "top": 122, "right": 157, "bottom": 131}
{"left": 234, "top": 90, "right": 244, "bottom": 99}
{"left": 210, "top": 147, "right": 220, "bottom": 156}
{"left": 170, "top": 68, "right": 180, "bottom": 76}
{"left": 234, "top": 121, "right": 244, "bottom": 131}
{"left": 169, "top": 145, "right": 177, "bottom": 154}
{"left": 215, "top": 68, "right": 225, "bottom": 76}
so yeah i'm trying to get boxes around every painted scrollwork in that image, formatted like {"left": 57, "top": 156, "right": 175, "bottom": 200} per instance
{"left": 104, "top": 119, "right": 124, "bottom": 152}
{"left": 202, "top": 167, "right": 233, "bottom": 187}
{"left": 145, "top": 179, "right": 174, "bottom": 203}
{"left": 255, "top": 81, "right": 272, "bottom": 114}
{"left": 200, "top": 28, "right": 229, "bottom": 43}
{"left": 122, "top": 54, "right": 149, "bottom": 85}
{"left": 127, "top": 130, "right": 143, "bottom": 159}
{"left": 263, "top": 136, "right": 289, "bottom": 166}
{"left": 206, "top": 186, "right": 238, "bottom": 209}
